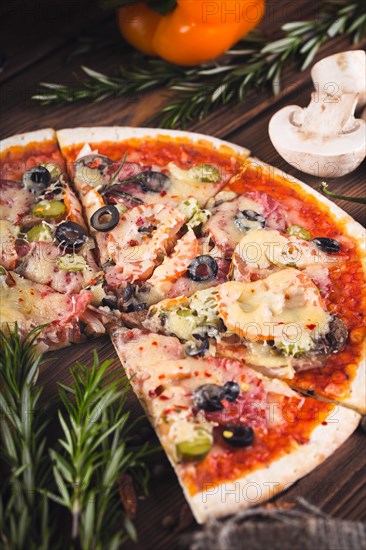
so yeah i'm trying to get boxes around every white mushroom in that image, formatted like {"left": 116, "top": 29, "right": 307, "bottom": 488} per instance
{"left": 311, "top": 50, "right": 366, "bottom": 109}
{"left": 268, "top": 92, "right": 366, "bottom": 177}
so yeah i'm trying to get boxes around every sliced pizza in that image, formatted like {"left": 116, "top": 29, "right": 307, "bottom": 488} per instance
{"left": 110, "top": 327, "right": 360, "bottom": 523}
{"left": 0, "top": 130, "right": 103, "bottom": 300}
{"left": 0, "top": 270, "right": 103, "bottom": 350}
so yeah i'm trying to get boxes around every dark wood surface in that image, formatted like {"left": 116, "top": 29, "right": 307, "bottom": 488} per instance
{"left": 1, "top": 1, "right": 365, "bottom": 548}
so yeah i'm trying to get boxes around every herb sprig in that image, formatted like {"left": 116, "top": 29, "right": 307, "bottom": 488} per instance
{"left": 0, "top": 326, "right": 53, "bottom": 550}
{"left": 0, "top": 326, "right": 155, "bottom": 549}
{"left": 320, "top": 182, "right": 366, "bottom": 204}
{"left": 33, "top": 0, "right": 366, "bottom": 128}
{"left": 49, "top": 354, "right": 152, "bottom": 549}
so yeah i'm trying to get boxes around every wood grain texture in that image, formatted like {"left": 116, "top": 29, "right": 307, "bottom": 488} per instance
{"left": 2, "top": 0, "right": 366, "bottom": 548}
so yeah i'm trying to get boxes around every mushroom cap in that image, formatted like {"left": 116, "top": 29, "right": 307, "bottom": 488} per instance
{"left": 311, "top": 50, "right": 366, "bottom": 109}
{"left": 268, "top": 105, "right": 366, "bottom": 177}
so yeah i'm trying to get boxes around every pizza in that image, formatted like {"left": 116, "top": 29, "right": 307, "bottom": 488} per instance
{"left": 1, "top": 126, "right": 365, "bottom": 521}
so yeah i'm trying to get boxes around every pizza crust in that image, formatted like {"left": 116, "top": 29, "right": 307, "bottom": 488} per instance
{"left": 187, "top": 405, "right": 360, "bottom": 523}
{"left": 56, "top": 126, "right": 251, "bottom": 159}
{"left": 0, "top": 128, "right": 56, "bottom": 152}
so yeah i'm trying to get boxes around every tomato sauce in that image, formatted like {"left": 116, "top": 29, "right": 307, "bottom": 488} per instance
{"left": 183, "top": 394, "right": 334, "bottom": 495}
{"left": 0, "top": 140, "right": 65, "bottom": 181}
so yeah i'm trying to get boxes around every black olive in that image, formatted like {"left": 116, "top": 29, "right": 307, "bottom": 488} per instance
{"left": 187, "top": 255, "right": 218, "bottom": 282}
{"left": 74, "top": 154, "right": 113, "bottom": 173}
{"left": 223, "top": 381, "right": 240, "bottom": 402}
{"left": 138, "top": 224, "right": 157, "bottom": 234}
{"left": 193, "top": 384, "right": 225, "bottom": 411}
{"left": 222, "top": 424, "right": 254, "bottom": 447}
{"left": 23, "top": 166, "right": 51, "bottom": 195}
{"left": 136, "top": 171, "right": 171, "bottom": 193}
{"left": 324, "top": 315, "right": 348, "bottom": 353}
{"left": 123, "top": 283, "right": 134, "bottom": 302}
{"left": 55, "top": 221, "right": 87, "bottom": 249}
{"left": 185, "top": 339, "right": 209, "bottom": 357}
{"left": 235, "top": 209, "right": 266, "bottom": 232}
{"left": 192, "top": 325, "right": 219, "bottom": 341}
{"left": 313, "top": 237, "right": 340, "bottom": 253}
{"left": 90, "top": 205, "right": 119, "bottom": 232}
{"left": 101, "top": 297, "right": 118, "bottom": 310}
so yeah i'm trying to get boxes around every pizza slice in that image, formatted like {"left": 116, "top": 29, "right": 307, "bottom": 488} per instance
{"left": 110, "top": 327, "right": 360, "bottom": 523}
{"left": 0, "top": 270, "right": 102, "bottom": 350}
{"left": 55, "top": 127, "right": 248, "bottom": 301}
{"left": 144, "top": 267, "right": 365, "bottom": 412}
{"left": 0, "top": 129, "right": 103, "bottom": 301}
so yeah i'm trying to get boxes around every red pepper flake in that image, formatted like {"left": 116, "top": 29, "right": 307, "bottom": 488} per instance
{"left": 158, "top": 374, "right": 166, "bottom": 380}
{"left": 204, "top": 372, "right": 212, "bottom": 378}
{"left": 128, "top": 239, "right": 139, "bottom": 247}
{"left": 152, "top": 341, "right": 158, "bottom": 346}
{"left": 322, "top": 421, "right": 328, "bottom": 426}
{"left": 160, "top": 190, "right": 167, "bottom": 196}
{"left": 136, "top": 216, "right": 144, "bottom": 226}
{"left": 194, "top": 371, "right": 199, "bottom": 377}
{"left": 159, "top": 395, "right": 169, "bottom": 401}
{"left": 307, "top": 324, "right": 316, "bottom": 330}
{"left": 139, "top": 346, "right": 144, "bottom": 351}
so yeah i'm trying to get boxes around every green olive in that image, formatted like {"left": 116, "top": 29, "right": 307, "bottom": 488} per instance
{"left": 32, "top": 200, "right": 66, "bottom": 219}
{"left": 0, "top": 266, "right": 7, "bottom": 276}
{"left": 40, "top": 162, "right": 62, "bottom": 180}
{"left": 286, "top": 225, "right": 311, "bottom": 241}
{"left": 176, "top": 429, "right": 212, "bottom": 461}
{"left": 188, "top": 164, "right": 221, "bottom": 183}
{"left": 26, "top": 222, "right": 53, "bottom": 242}
{"left": 56, "top": 254, "right": 87, "bottom": 272}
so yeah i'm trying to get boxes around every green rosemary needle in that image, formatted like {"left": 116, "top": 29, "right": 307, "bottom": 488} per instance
{"left": 319, "top": 182, "right": 366, "bottom": 204}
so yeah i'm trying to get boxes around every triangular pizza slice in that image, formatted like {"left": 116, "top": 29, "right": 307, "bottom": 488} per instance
{"left": 110, "top": 326, "right": 360, "bottom": 523}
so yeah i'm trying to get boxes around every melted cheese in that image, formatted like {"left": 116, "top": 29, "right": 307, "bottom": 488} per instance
{"left": 233, "top": 229, "right": 337, "bottom": 271}
{"left": 218, "top": 268, "right": 330, "bottom": 352}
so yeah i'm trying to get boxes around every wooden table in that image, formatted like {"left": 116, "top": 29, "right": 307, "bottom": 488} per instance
{"left": 1, "top": 1, "right": 365, "bottom": 548}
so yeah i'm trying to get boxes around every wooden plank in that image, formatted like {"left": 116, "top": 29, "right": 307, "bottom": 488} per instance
{"left": 2, "top": 0, "right": 365, "bottom": 547}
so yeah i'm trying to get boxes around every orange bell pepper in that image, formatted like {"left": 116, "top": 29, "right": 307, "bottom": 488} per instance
{"left": 117, "top": 0, "right": 265, "bottom": 65}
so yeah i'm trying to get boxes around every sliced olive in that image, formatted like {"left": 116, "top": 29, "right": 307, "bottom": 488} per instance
{"left": 40, "top": 162, "right": 62, "bottom": 180}
{"left": 192, "top": 324, "right": 219, "bottom": 341}
{"left": 138, "top": 224, "right": 157, "bottom": 234}
{"left": 136, "top": 171, "right": 171, "bottom": 193}
{"left": 235, "top": 209, "right": 266, "bottom": 232}
{"left": 187, "top": 255, "right": 218, "bottom": 282}
{"left": 188, "top": 164, "right": 221, "bottom": 183}
{"left": 23, "top": 166, "right": 51, "bottom": 195}
{"left": 193, "top": 384, "right": 225, "bottom": 412}
{"left": 223, "top": 381, "right": 240, "bottom": 402}
{"left": 26, "top": 222, "right": 53, "bottom": 242}
{"left": 222, "top": 424, "right": 254, "bottom": 447}
{"left": 90, "top": 205, "right": 119, "bottom": 232}
{"left": 185, "top": 339, "right": 209, "bottom": 357}
{"left": 313, "top": 237, "right": 340, "bottom": 253}
{"left": 56, "top": 254, "right": 87, "bottom": 272}
{"left": 74, "top": 154, "right": 113, "bottom": 187}
{"left": 286, "top": 225, "right": 311, "bottom": 241}
{"left": 176, "top": 429, "right": 212, "bottom": 461}
{"left": 56, "top": 221, "right": 87, "bottom": 249}
{"left": 32, "top": 200, "right": 66, "bottom": 218}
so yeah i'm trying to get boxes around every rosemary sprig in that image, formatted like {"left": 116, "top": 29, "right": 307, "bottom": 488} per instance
{"left": 0, "top": 327, "right": 155, "bottom": 549}
{"left": 32, "top": 0, "right": 366, "bottom": 128}
{"left": 320, "top": 182, "right": 366, "bottom": 204}
{"left": 0, "top": 326, "right": 53, "bottom": 550}
{"left": 48, "top": 353, "right": 153, "bottom": 549}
